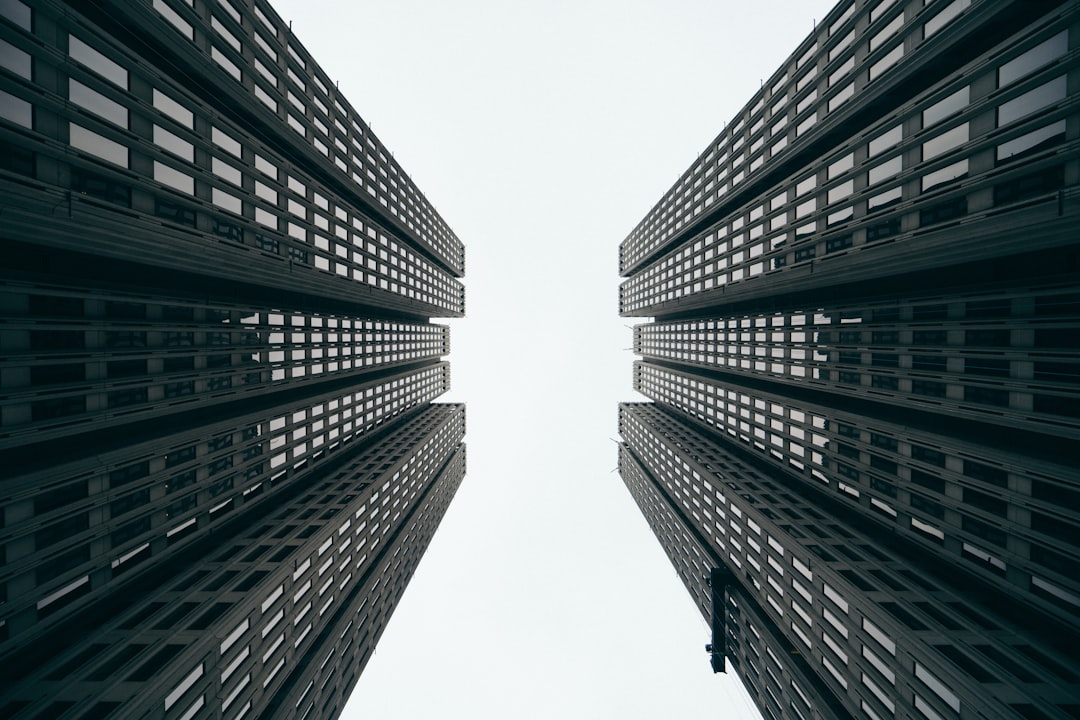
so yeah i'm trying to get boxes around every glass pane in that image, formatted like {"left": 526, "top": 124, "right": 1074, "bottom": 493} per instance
{"left": 68, "top": 34, "right": 127, "bottom": 88}
{"left": 70, "top": 79, "right": 127, "bottom": 127}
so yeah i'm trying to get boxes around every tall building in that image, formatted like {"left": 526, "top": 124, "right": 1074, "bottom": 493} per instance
{"left": 0, "top": 0, "right": 464, "bottom": 718}
{"left": 618, "top": 1, "right": 1079, "bottom": 719}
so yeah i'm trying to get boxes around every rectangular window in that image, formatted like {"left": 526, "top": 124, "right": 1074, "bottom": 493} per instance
{"left": 212, "top": 46, "right": 241, "bottom": 81}
{"left": 997, "top": 76, "right": 1067, "bottom": 126}
{"left": 153, "top": 125, "right": 194, "bottom": 162}
{"left": 69, "top": 79, "right": 128, "bottom": 127}
{"left": 154, "top": 161, "right": 194, "bottom": 195}
{"left": 153, "top": 0, "right": 193, "bottom": 39}
{"left": 153, "top": 89, "right": 193, "bottom": 128}
{"left": 69, "top": 35, "right": 128, "bottom": 88}
{"left": 999, "top": 30, "right": 1068, "bottom": 86}
{"left": 923, "top": 86, "right": 969, "bottom": 128}
{"left": 70, "top": 122, "right": 127, "bottom": 166}
{"left": 0, "top": 88, "right": 31, "bottom": 128}
{"left": 923, "top": 123, "right": 968, "bottom": 160}
{"left": 1, "top": 37, "right": 31, "bottom": 79}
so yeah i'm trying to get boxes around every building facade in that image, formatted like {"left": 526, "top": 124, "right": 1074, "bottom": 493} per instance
{"left": 0, "top": 0, "right": 464, "bottom": 718}
{"left": 618, "top": 1, "right": 1079, "bottom": 719}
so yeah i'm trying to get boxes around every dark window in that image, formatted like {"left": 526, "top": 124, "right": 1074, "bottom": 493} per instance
{"left": 72, "top": 169, "right": 131, "bottom": 207}
{"left": 879, "top": 601, "right": 927, "bottom": 630}
{"left": 872, "top": 307, "right": 900, "bottom": 323}
{"left": 30, "top": 330, "right": 84, "bottom": 351}
{"left": 964, "top": 460, "right": 1008, "bottom": 487}
{"left": 836, "top": 443, "right": 859, "bottom": 459}
{"left": 0, "top": 141, "right": 34, "bottom": 177}
{"left": 965, "top": 384, "right": 1009, "bottom": 407}
{"left": 30, "top": 363, "right": 84, "bottom": 386}
{"left": 838, "top": 351, "right": 861, "bottom": 365}
{"left": 913, "top": 304, "right": 948, "bottom": 321}
{"left": 36, "top": 513, "right": 89, "bottom": 549}
{"left": 872, "top": 331, "right": 898, "bottom": 345}
{"left": 288, "top": 245, "right": 310, "bottom": 264}
{"left": 163, "top": 380, "right": 194, "bottom": 398}
{"left": 871, "top": 374, "right": 899, "bottom": 390}
{"left": 213, "top": 218, "right": 243, "bottom": 243}
{"left": 110, "top": 488, "right": 149, "bottom": 518}
{"left": 912, "top": 379, "right": 946, "bottom": 397}
{"left": 870, "top": 433, "right": 897, "bottom": 452}
{"left": 794, "top": 245, "right": 816, "bottom": 262}
{"left": 1034, "top": 294, "right": 1080, "bottom": 317}
{"left": 255, "top": 234, "right": 280, "bottom": 254}
{"left": 965, "top": 357, "right": 1010, "bottom": 378}
{"left": 163, "top": 356, "right": 194, "bottom": 373}
{"left": 911, "top": 444, "right": 946, "bottom": 467}
{"left": 1034, "top": 393, "right": 1080, "bottom": 418}
{"left": 870, "top": 477, "right": 897, "bottom": 497}
{"left": 913, "top": 329, "right": 946, "bottom": 345}
{"left": 913, "top": 355, "right": 947, "bottom": 372}
{"left": 910, "top": 468, "right": 946, "bottom": 493}
{"left": 920, "top": 197, "right": 967, "bottom": 225}
{"left": 1031, "top": 545, "right": 1080, "bottom": 579}
{"left": 963, "top": 515, "right": 1006, "bottom": 546}
{"left": 993, "top": 165, "right": 1064, "bottom": 206}
{"left": 934, "top": 645, "right": 994, "bottom": 682}
{"left": 836, "top": 423, "right": 858, "bottom": 438}
{"left": 871, "top": 353, "right": 899, "bottom": 368}
{"left": 111, "top": 517, "right": 150, "bottom": 546}
{"left": 105, "top": 330, "right": 146, "bottom": 349}
{"left": 967, "top": 299, "right": 1010, "bottom": 318}
{"left": 866, "top": 217, "right": 901, "bottom": 242}
{"left": 126, "top": 645, "right": 184, "bottom": 681}
{"left": 825, "top": 234, "right": 852, "bottom": 253}
{"left": 208, "top": 456, "right": 234, "bottom": 476}
{"left": 35, "top": 482, "right": 89, "bottom": 514}
{"left": 910, "top": 492, "right": 944, "bottom": 518}
{"left": 107, "top": 359, "right": 145, "bottom": 378}
{"left": 870, "top": 455, "right": 898, "bottom": 475}
{"left": 1033, "top": 361, "right": 1078, "bottom": 382}
{"left": 165, "top": 470, "right": 196, "bottom": 494}
{"left": 155, "top": 198, "right": 196, "bottom": 227}
{"left": 108, "top": 387, "right": 147, "bottom": 408}
{"left": 968, "top": 328, "right": 1011, "bottom": 347}
{"left": 965, "top": 487, "right": 1007, "bottom": 516}
{"left": 163, "top": 331, "right": 194, "bottom": 347}
{"left": 36, "top": 545, "right": 89, "bottom": 584}
{"left": 110, "top": 461, "right": 150, "bottom": 487}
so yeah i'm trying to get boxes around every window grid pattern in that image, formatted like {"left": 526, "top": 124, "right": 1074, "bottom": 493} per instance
{"left": 2, "top": 405, "right": 465, "bottom": 719}
{"left": 634, "top": 287, "right": 1080, "bottom": 436}
{"left": 1, "top": 365, "right": 450, "bottom": 638}
{"left": 149, "top": 0, "right": 464, "bottom": 274}
{"left": 1, "top": 21, "right": 464, "bottom": 315}
{"left": 0, "top": 287, "right": 450, "bottom": 446}
{"left": 619, "top": 445, "right": 828, "bottom": 720}
{"left": 620, "top": 21, "right": 1076, "bottom": 313}
{"left": 619, "top": 403, "right": 1079, "bottom": 720}
{"left": 632, "top": 362, "right": 1079, "bottom": 621}
{"left": 618, "top": 0, "right": 974, "bottom": 274}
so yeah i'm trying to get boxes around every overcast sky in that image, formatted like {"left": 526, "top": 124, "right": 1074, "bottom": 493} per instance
{"left": 270, "top": 1, "right": 836, "bottom": 717}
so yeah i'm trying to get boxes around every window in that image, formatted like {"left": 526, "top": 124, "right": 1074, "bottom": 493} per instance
{"left": 153, "top": 0, "right": 193, "bottom": 39}
{"left": 153, "top": 89, "right": 193, "bottom": 128}
{"left": 923, "top": 87, "right": 968, "bottom": 128}
{"left": 997, "top": 76, "right": 1067, "bottom": 126}
{"left": 69, "top": 35, "right": 127, "bottom": 88}
{"left": 70, "top": 123, "right": 127, "bottom": 167}
{"left": 999, "top": 30, "right": 1068, "bottom": 86}
{"left": 1, "top": 37, "right": 31, "bottom": 79}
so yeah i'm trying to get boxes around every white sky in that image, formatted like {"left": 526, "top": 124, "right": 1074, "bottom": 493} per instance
{"left": 270, "top": 1, "right": 835, "bottom": 717}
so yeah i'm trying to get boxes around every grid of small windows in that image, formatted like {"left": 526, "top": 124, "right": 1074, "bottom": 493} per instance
{"left": 634, "top": 287, "right": 1080, "bottom": 435}
{"left": 3, "top": 405, "right": 465, "bottom": 719}
{"left": 620, "top": 403, "right": 1079, "bottom": 720}
{"left": 1, "top": 365, "right": 449, "bottom": 638}
{"left": 618, "top": 0, "right": 965, "bottom": 274}
{"left": 619, "top": 19, "right": 1075, "bottom": 306}
{"left": 147, "top": 0, "right": 464, "bottom": 275}
{"left": 0, "top": 14, "right": 464, "bottom": 315}
{"left": 0, "top": 288, "right": 449, "bottom": 444}
{"left": 632, "top": 362, "right": 1080, "bottom": 622}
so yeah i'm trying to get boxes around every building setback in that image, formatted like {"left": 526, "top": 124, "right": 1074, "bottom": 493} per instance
{"left": 618, "top": 1, "right": 1079, "bottom": 719}
{"left": 0, "top": 0, "right": 464, "bottom": 718}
